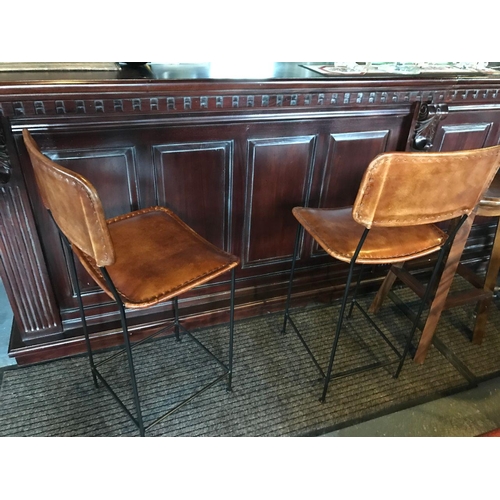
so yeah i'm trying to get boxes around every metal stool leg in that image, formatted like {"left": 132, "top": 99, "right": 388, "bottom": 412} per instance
{"left": 395, "top": 214, "right": 468, "bottom": 377}
{"left": 321, "top": 228, "right": 370, "bottom": 403}
{"left": 394, "top": 245, "right": 448, "bottom": 378}
{"left": 173, "top": 297, "right": 181, "bottom": 342}
{"left": 101, "top": 268, "right": 145, "bottom": 437}
{"left": 282, "top": 224, "right": 302, "bottom": 334}
{"left": 347, "top": 265, "right": 368, "bottom": 319}
{"left": 227, "top": 268, "right": 236, "bottom": 391}
{"left": 61, "top": 232, "right": 98, "bottom": 389}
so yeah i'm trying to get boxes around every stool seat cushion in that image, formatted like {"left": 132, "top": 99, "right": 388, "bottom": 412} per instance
{"left": 73, "top": 207, "right": 239, "bottom": 309}
{"left": 293, "top": 206, "right": 446, "bottom": 264}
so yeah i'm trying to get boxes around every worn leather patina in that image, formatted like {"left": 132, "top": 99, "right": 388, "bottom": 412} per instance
{"left": 294, "top": 146, "right": 500, "bottom": 265}
{"left": 352, "top": 147, "right": 500, "bottom": 228}
{"left": 293, "top": 206, "right": 446, "bottom": 264}
{"left": 23, "top": 129, "right": 115, "bottom": 267}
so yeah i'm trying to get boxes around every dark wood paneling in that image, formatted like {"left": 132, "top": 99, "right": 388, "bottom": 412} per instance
{"left": 437, "top": 123, "right": 493, "bottom": 151}
{"left": 46, "top": 147, "right": 140, "bottom": 218}
{"left": 3, "top": 72, "right": 500, "bottom": 364}
{"left": 432, "top": 108, "right": 500, "bottom": 152}
{"left": 243, "top": 135, "right": 316, "bottom": 267}
{"left": 319, "top": 130, "right": 389, "bottom": 209}
{"left": 309, "top": 114, "right": 409, "bottom": 257}
{"left": 153, "top": 141, "right": 232, "bottom": 250}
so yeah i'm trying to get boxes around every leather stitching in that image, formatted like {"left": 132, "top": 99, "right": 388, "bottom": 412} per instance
{"left": 80, "top": 252, "right": 235, "bottom": 305}
{"left": 353, "top": 149, "right": 500, "bottom": 225}
{"left": 79, "top": 206, "right": 238, "bottom": 305}
{"left": 324, "top": 237, "right": 446, "bottom": 260}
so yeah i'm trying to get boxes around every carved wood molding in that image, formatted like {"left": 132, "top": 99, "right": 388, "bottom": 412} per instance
{"left": 0, "top": 87, "right": 499, "bottom": 119}
{"left": 0, "top": 89, "right": 471, "bottom": 118}
{"left": 0, "top": 184, "right": 61, "bottom": 339}
{"left": 411, "top": 103, "right": 449, "bottom": 151}
{"left": 0, "top": 117, "right": 62, "bottom": 342}
{"left": 0, "top": 127, "right": 11, "bottom": 183}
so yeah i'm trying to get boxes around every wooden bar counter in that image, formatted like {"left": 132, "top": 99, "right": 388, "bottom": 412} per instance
{"left": 1, "top": 62, "right": 500, "bottom": 364}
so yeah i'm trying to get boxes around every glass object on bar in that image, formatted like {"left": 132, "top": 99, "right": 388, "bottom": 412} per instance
{"left": 390, "top": 62, "right": 421, "bottom": 74}
{"left": 456, "top": 62, "right": 489, "bottom": 71}
{"left": 332, "top": 62, "right": 371, "bottom": 74}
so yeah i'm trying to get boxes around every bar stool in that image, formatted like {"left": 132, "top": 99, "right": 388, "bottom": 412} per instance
{"left": 282, "top": 146, "right": 500, "bottom": 403}
{"left": 385, "top": 171, "right": 500, "bottom": 363}
{"left": 22, "top": 130, "right": 239, "bottom": 436}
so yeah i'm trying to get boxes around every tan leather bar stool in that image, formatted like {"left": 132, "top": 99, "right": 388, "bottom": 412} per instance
{"left": 282, "top": 146, "right": 500, "bottom": 403}
{"left": 22, "top": 130, "right": 239, "bottom": 436}
{"left": 386, "top": 171, "right": 500, "bottom": 363}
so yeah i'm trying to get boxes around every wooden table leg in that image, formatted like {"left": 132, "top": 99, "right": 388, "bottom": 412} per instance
{"left": 414, "top": 215, "right": 476, "bottom": 364}
{"left": 472, "top": 217, "right": 500, "bottom": 344}
{"left": 369, "top": 262, "right": 404, "bottom": 314}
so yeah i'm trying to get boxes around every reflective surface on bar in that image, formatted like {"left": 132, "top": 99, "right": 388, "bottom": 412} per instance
{"left": 0, "top": 62, "right": 499, "bottom": 82}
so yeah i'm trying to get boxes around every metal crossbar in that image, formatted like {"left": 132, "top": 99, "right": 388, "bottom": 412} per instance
{"left": 92, "top": 329, "right": 231, "bottom": 435}
{"left": 287, "top": 316, "right": 326, "bottom": 378}
{"left": 95, "top": 323, "right": 176, "bottom": 369}
{"left": 351, "top": 300, "right": 403, "bottom": 358}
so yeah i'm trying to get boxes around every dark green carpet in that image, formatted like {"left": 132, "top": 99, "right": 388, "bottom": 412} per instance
{"left": 1, "top": 283, "right": 499, "bottom": 436}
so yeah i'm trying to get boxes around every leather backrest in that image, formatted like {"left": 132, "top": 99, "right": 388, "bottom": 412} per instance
{"left": 352, "top": 146, "right": 500, "bottom": 228}
{"left": 22, "top": 129, "right": 115, "bottom": 267}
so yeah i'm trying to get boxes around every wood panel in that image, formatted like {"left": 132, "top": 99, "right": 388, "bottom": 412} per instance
{"left": 243, "top": 135, "right": 317, "bottom": 267}
{"left": 310, "top": 119, "right": 399, "bottom": 257}
{"left": 45, "top": 146, "right": 140, "bottom": 218}
{"left": 432, "top": 108, "right": 500, "bottom": 152}
{"left": 437, "top": 123, "right": 493, "bottom": 151}
{"left": 318, "top": 130, "right": 390, "bottom": 209}
{"left": 153, "top": 141, "right": 232, "bottom": 250}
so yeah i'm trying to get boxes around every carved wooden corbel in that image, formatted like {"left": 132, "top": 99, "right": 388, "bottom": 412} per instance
{"left": 0, "top": 126, "right": 12, "bottom": 184}
{"left": 411, "top": 103, "right": 449, "bottom": 151}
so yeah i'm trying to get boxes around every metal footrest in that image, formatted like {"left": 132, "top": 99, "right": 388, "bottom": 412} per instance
{"left": 285, "top": 298, "right": 405, "bottom": 388}
{"left": 93, "top": 322, "right": 230, "bottom": 434}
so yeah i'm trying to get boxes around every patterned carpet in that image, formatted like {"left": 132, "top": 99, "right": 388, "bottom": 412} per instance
{"left": 1, "top": 282, "right": 499, "bottom": 437}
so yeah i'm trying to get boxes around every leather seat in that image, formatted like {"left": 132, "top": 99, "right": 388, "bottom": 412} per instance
{"left": 293, "top": 207, "right": 446, "bottom": 264}
{"left": 74, "top": 206, "right": 238, "bottom": 308}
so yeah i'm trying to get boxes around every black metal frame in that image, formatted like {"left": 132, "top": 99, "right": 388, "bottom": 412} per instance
{"left": 59, "top": 228, "right": 235, "bottom": 437}
{"left": 282, "top": 214, "right": 469, "bottom": 403}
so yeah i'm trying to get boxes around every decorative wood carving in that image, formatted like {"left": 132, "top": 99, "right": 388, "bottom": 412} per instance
{"left": 0, "top": 126, "right": 11, "bottom": 184}
{"left": 3, "top": 87, "right": 497, "bottom": 119}
{"left": 411, "top": 103, "right": 449, "bottom": 151}
{"left": 0, "top": 117, "right": 61, "bottom": 344}
{"left": 0, "top": 185, "right": 61, "bottom": 337}
{"left": 0, "top": 118, "right": 62, "bottom": 342}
